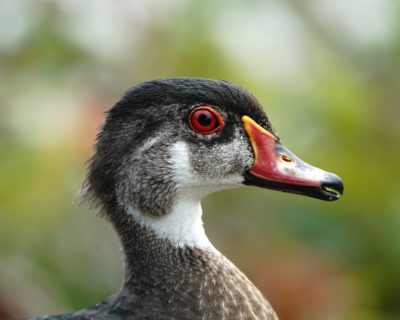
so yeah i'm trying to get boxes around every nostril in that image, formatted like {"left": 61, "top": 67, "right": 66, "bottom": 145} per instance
{"left": 281, "top": 154, "right": 293, "bottom": 162}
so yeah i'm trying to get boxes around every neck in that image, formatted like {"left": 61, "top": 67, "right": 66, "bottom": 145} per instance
{"left": 111, "top": 191, "right": 217, "bottom": 287}
{"left": 99, "top": 196, "right": 276, "bottom": 320}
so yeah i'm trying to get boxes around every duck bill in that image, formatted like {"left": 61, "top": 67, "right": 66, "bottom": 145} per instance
{"left": 242, "top": 116, "right": 343, "bottom": 201}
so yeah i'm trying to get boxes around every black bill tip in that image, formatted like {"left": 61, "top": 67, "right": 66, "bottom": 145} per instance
{"left": 320, "top": 175, "right": 344, "bottom": 201}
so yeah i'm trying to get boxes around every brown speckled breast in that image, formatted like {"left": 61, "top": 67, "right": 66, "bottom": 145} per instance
{"left": 62, "top": 219, "right": 279, "bottom": 320}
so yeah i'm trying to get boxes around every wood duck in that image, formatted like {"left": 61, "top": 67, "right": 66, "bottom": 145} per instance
{"left": 27, "top": 78, "right": 343, "bottom": 320}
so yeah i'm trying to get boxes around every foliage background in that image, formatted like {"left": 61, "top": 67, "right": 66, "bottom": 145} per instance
{"left": 1, "top": 1, "right": 399, "bottom": 319}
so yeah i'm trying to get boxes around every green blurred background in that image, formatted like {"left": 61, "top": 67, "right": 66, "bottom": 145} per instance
{"left": 1, "top": 1, "right": 399, "bottom": 319}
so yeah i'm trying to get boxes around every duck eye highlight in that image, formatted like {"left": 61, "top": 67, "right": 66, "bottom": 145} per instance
{"left": 189, "top": 106, "right": 224, "bottom": 135}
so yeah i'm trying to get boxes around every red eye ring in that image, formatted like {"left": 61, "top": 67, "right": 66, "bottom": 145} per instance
{"left": 189, "top": 106, "right": 224, "bottom": 135}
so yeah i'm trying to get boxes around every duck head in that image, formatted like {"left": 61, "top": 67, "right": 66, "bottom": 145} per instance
{"left": 83, "top": 78, "right": 343, "bottom": 247}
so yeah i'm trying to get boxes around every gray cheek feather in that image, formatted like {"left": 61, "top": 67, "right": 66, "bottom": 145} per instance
{"left": 189, "top": 129, "right": 254, "bottom": 181}
{"left": 108, "top": 126, "right": 254, "bottom": 217}
{"left": 116, "top": 139, "right": 178, "bottom": 216}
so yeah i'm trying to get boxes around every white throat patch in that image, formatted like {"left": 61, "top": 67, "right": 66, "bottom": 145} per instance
{"left": 129, "top": 192, "right": 213, "bottom": 249}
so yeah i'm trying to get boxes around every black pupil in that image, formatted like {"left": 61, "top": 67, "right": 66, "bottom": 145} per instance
{"left": 198, "top": 113, "right": 212, "bottom": 127}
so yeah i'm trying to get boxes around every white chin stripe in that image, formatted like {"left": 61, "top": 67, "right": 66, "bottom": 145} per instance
{"left": 128, "top": 194, "right": 214, "bottom": 250}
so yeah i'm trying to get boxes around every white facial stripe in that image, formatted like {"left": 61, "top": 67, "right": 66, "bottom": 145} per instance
{"left": 170, "top": 141, "right": 192, "bottom": 187}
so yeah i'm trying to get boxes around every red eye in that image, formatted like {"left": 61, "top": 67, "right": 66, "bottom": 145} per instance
{"left": 189, "top": 106, "right": 224, "bottom": 135}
